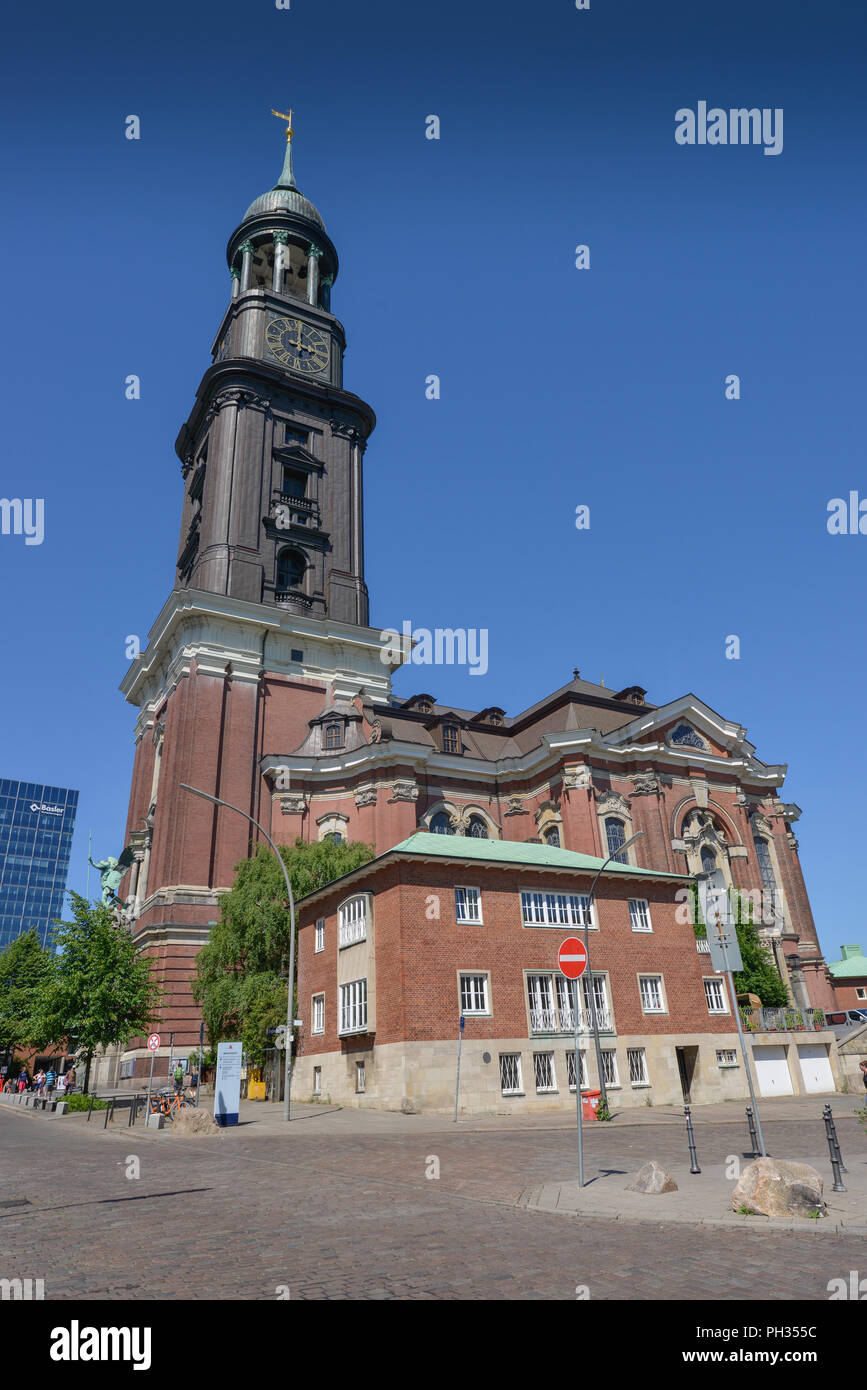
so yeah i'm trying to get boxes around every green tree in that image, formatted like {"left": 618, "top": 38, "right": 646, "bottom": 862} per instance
{"left": 732, "top": 916, "right": 789, "bottom": 1007}
{"left": 37, "top": 894, "right": 162, "bottom": 1093}
{"left": 693, "top": 884, "right": 789, "bottom": 1007}
{"left": 193, "top": 837, "right": 374, "bottom": 1064}
{"left": 0, "top": 929, "right": 56, "bottom": 1062}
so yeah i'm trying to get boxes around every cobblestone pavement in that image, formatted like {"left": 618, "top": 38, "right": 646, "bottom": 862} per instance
{"left": 1, "top": 1107, "right": 864, "bottom": 1300}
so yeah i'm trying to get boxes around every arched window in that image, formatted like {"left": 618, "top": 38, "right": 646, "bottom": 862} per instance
{"left": 466, "top": 815, "right": 489, "bottom": 839}
{"left": 701, "top": 846, "right": 717, "bottom": 875}
{"left": 430, "top": 811, "right": 454, "bottom": 835}
{"left": 753, "top": 837, "right": 775, "bottom": 893}
{"left": 276, "top": 548, "right": 306, "bottom": 592}
{"left": 605, "top": 817, "right": 628, "bottom": 864}
{"left": 544, "top": 826, "right": 561, "bottom": 848}
{"left": 323, "top": 722, "right": 342, "bottom": 750}
{"left": 323, "top": 831, "right": 343, "bottom": 844}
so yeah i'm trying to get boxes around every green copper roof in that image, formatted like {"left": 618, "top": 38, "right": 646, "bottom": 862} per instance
{"left": 388, "top": 832, "right": 689, "bottom": 880}
{"left": 295, "top": 830, "right": 689, "bottom": 911}
{"left": 243, "top": 136, "right": 325, "bottom": 230}
{"left": 827, "top": 945, "right": 866, "bottom": 979}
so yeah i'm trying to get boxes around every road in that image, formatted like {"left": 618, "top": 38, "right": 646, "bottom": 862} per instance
{"left": 1, "top": 1104, "right": 864, "bottom": 1301}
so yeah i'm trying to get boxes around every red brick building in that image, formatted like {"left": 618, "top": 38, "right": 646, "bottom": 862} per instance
{"left": 116, "top": 132, "right": 835, "bottom": 1075}
{"left": 294, "top": 833, "right": 838, "bottom": 1113}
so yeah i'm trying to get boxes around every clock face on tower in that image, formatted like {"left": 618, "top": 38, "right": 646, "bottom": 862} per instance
{"left": 265, "top": 316, "right": 330, "bottom": 375}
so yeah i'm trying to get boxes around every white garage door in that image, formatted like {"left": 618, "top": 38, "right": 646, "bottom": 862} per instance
{"left": 754, "top": 1045, "right": 794, "bottom": 1097}
{"left": 797, "top": 1043, "right": 835, "bottom": 1094}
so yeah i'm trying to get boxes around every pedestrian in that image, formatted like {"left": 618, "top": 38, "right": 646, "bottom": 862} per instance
{"left": 45, "top": 1066, "right": 56, "bottom": 1099}
{"left": 173, "top": 1062, "right": 185, "bottom": 1096}
{"left": 35, "top": 1069, "right": 46, "bottom": 1095}
{"left": 17, "top": 1070, "right": 27, "bottom": 1095}
{"left": 65, "top": 1065, "right": 76, "bottom": 1095}
{"left": 859, "top": 1059, "right": 867, "bottom": 1097}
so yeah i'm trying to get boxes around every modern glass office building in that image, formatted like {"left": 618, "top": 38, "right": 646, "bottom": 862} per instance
{"left": 0, "top": 779, "right": 79, "bottom": 952}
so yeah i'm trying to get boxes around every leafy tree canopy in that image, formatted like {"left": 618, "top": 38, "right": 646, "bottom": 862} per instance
{"left": 36, "top": 893, "right": 162, "bottom": 1091}
{"left": 193, "top": 837, "right": 374, "bottom": 1065}
{"left": 0, "top": 928, "right": 56, "bottom": 1055}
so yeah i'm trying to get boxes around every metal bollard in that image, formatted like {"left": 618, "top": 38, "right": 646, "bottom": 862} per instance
{"left": 746, "top": 1106, "right": 760, "bottom": 1159}
{"left": 103, "top": 1098, "right": 112, "bottom": 1129}
{"left": 823, "top": 1107, "right": 846, "bottom": 1192}
{"left": 127, "top": 1096, "right": 136, "bottom": 1127}
{"left": 684, "top": 1105, "right": 701, "bottom": 1174}
{"left": 87, "top": 1093, "right": 95, "bottom": 1122}
{"left": 823, "top": 1104, "right": 847, "bottom": 1174}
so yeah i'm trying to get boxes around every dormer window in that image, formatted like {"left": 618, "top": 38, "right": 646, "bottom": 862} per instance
{"left": 418, "top": 700, "right": 433, "bottom": 714}
{"left": 442, "top": 724, "right": 460, "bottom": 754}
{"left": 323, "top": 722, "right": 343, "bottom": 750}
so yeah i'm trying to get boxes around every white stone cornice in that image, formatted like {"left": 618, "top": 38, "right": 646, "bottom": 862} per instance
{"left": 119, "top": 587, "right": 403, "bottom": 709}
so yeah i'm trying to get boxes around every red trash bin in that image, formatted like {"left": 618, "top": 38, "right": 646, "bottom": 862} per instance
{"left": 581, "top": 1088, "right": 601, "bottom": 1121}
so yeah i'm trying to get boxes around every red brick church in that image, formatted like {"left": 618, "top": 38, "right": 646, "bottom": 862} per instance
{"left": 118, "top": 125, "right": 834, "bottom": 1071}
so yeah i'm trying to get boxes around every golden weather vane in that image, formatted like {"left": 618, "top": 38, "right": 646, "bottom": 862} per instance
{"left": 271, "top": 108, "right": 294, "bottom": 140}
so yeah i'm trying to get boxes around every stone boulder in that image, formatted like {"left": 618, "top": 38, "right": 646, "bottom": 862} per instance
{"left": 171, "top": 1107, "right": 220, "bottom": 1138}
{"left": 626, "top": 1160, "right": 678, "bottom": 1194}
{"left": 732, "top": 1157, "right": 825, "bottom": 1218}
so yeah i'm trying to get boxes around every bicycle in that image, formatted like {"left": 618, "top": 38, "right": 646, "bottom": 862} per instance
{"left": 149, "top": 1087, "right": 193, "bottom": 1120}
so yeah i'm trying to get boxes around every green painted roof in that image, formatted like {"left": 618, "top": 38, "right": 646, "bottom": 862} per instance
{"left": 388, "top": 832, "right": 688, "bottom": 880}
{"left": 827, "top": 945, "right": 866, "bottom": 979}
{"left": 295, "top": 830, "right": 689, "bottom": 911}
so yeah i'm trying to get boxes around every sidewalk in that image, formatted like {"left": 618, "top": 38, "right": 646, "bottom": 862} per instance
{"left": 223, "top": 1090, "right": 865, "bottom": 1137}
{"left": 522, "top": 1151, "right": 867, "bottom": 1235}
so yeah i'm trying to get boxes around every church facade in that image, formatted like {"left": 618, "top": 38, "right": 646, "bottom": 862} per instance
{"left": 118, "top": 126, "right": 834, "bottom": 1070}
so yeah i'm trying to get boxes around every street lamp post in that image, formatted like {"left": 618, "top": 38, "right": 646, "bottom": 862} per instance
{"left": 179, "top": 784, "right": 296, "bottom": 1122}
{"left": 583, "top": 829, "right": 645, "bottom": 1105}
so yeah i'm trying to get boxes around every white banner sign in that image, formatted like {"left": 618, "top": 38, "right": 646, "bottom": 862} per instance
{"left": 214, "top": 1041, "right": 243, "bottom": 1126}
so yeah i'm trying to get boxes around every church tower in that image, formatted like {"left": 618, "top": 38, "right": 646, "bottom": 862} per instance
{"left": 119, "top": 118, "right": 397, "bottom": 1060}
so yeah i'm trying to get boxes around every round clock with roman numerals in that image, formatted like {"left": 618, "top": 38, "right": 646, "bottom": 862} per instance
{"left": 265, "top": 316, "right": 330, "bottom": 375}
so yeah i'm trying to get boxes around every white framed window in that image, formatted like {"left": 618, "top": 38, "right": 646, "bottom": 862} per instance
{"left": 704, "top": 977, "right": 728, "bottom": 1014}
{"left": 627, "top": 1048, "right": 649, "bottom": 1085}
{"left": 583, "top": 974, "right": 612, "bottom": 1031}
{"left": 499, "top": 1053, "right": 523, "bottom": 1095}
{"left": 338, "top": 895, "right": 367, "bottom": 948}
{"left": 355, "top": 1060, "right": 366, "bottom": 1094}
{"left": 601, "top": 1050, "right": 619, "bottom": 1087}
{"left": 459, "top": 972, "right": 489, "bottom": 1015}
{"left": 639, "top": 974, "right": 665, "bottom": 1014}
{"left": 312, "top": 994, "right": 325, "bottom": 1035}
{"left": 628, "top": 898, "right": 652, "bottom": 932}
{"left": 527, "top": 973, "right": 611, "bottom": 1033}
{"left": 339, "top": 978, "right": 368, "bottom": 1035}
{"left": 856, "top": 988, "right": 866, "bottom": 1002}
{"left": 533, "top": 1052, "right": 557, "bottom": 1093}
{"left": 527, "top": 973, "right": 558, "bottom": 1032}
{"left": 566, "top": 1050, "right": 588, "bottom": 1091}
{"left": 313, "top": 1066, "right": 322, "bottom": 1095}
{"left": 696, "top": 936, "right": 710, "bottom": 954}
{"left": 521, "top": 890, "right": 595, "bottom": 929}
{"left": 454, "top": 886, "right": 482, "bottom": 923}
{"left": 314, "top": 918, "right": 325, "bottom": 953}
{"left": 716, "top": 1049, "right": 738, "bottom": 1068}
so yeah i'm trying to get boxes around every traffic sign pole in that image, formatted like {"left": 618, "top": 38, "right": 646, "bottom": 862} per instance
{"left": 574, "top": 998, "right": 584, "bottom": 1188}
{"left": 145, "top": 1033, "right": 160, "bottom": 1118}
{"left": 454, "top": 1015, "right": 465, "bottom": 1123}
{"left": 558, "top": 938, "right": 589, "bottom": 1188}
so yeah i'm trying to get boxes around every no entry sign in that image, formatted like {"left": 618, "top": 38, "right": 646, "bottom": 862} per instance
{"left": 147, "top": 1033, "right": 160, "bottom": 1051}
{"left": 558, "top": 937, "right": 588, "bottom": 980}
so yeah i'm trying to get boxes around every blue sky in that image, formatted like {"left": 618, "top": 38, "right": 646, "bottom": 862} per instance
{"left": 0, "top": 0, "right": 864, "bottom": 961}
